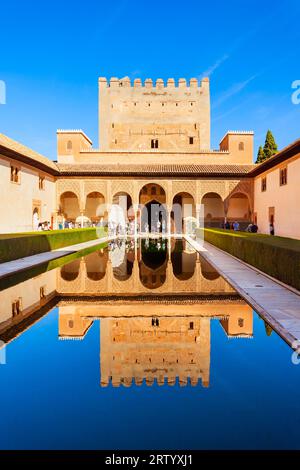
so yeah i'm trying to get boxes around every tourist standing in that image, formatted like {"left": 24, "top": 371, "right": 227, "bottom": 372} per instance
{"left": 270, "top": 223, "right": 275, "bottom": 236}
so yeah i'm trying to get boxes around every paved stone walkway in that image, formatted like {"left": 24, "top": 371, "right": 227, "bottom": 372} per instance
{"left": 0, "top": 236, "right": 111, "bottom": 280}
{"left": 186, "top": 236, "right": 300, "bottom": 347}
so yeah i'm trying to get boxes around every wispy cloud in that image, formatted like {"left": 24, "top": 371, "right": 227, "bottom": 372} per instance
{"left": 213, "top": 75, "right": 258, "bottom": 109}
{"left": 212, "top": 95, "right": 256, "bottom": 123}
{"left": 199, "top": 54, "right": 229, "bottom": 79}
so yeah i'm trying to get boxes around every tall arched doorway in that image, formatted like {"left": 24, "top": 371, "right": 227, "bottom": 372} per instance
{"left": 141, "top": 200, "right": 167, "bottom": 233}
{"left": 172, "top": 192, "right": 195, "bottom": 234}
{"left": 85, "top": 192, "right": 105, "bottom": 226}
{"left": 60, "top": 192, "right": 80, "bottom": 225}
{"left": 227, "top": 192, "right": 251, "bottom": 227}
{"left": 201, "top": 192, "right": 224, "bottom": 227}
{"left": 110, "top": 192, "right": 133, "bottom": 233}
{"left": 139, "top": 184, "right": 167, "bottom": 234}
{"left": 32, "top": 207, "right": 40, "bottom": 230}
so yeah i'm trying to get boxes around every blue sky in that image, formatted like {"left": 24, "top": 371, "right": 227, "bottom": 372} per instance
{"left": 0, "top": 0, "right": 299, "bottom": 161}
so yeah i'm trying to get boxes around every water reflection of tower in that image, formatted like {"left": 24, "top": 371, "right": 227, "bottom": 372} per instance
{"left": 58, "top": 304, "right": 253, "bottom": 387}
{"left": 100, "top": 317, "right": 211, "bottom": 388}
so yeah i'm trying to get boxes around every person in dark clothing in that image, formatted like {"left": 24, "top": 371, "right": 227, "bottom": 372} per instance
{"left": 269, "top": 223, "right": 275, "bottom": 236}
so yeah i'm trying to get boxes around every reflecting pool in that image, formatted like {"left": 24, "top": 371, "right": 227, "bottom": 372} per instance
{"left": 0, "top": 239, "right": 299, "bottom": 450}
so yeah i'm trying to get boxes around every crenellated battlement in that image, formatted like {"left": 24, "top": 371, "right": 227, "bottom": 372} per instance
{"left": 98, "top": 73, "right": 211, "bottom": 152}
{"left": 98, "top": 76, "right": 209, "bottom": 89}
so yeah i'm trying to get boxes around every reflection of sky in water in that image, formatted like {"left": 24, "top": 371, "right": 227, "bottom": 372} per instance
{"left": 0, "top": 308, "right": 299, "bottom": 450}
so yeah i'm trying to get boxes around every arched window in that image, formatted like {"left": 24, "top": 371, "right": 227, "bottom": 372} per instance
{"left": 67, "top": 140, "right": 72, "bottom": 151}
{"left": 239, "top": 141, "right": 244, "bottom": 151}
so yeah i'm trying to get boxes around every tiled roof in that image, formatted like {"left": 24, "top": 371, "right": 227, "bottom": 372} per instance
{"left": 57, "top": 163, "right": 255, "bottom": 177}
{"left": 0, "top": 134, "right": 59, "bottom": 174}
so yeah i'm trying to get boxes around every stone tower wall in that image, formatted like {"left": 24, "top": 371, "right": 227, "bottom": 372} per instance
{"left": 98, "top": 76, "right": 210, "bottom": 152}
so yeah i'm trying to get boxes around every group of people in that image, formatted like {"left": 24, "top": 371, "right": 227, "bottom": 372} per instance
{"left": 245, "top": 222, "right": 259, "bottom": 233}
{"left": 37, "top": 221, "right": 52, "bottom": 231}
{"left": 221, "top": 220, "right": 243, "bottom": 231}
{"left": 52, "top": 216, "right": 276, "bottom": 237}
{"left": 107, "top": 219, "right": 169, "bottom": 237}
{"left": 221, "top": 220, "right": 258, "bottom": 233}
{"left": 57, "top": 220, "right": 75, "bottom": 230}
{"left": 58, "top": 220, "right": 98, "bottom": 229}
{"left": 221, "top": 220, "right": 276, "bottom": 235}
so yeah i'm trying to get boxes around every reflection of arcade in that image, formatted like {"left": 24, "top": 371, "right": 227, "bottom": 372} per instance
{"left": 0, "top": 270, "right": 57, "bottom": 344}
{"left": 0, "top": 257, "right": 255, "bottom": 390}
{"left": 57, "top": 239, "right": 235, "bottom": 295}
{"left": 58, "top": 303, "right": 254, "bottom": 388}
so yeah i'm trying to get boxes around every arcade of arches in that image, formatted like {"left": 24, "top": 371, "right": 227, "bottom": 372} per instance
{"left": 57, "top": 178, "right": 253, "bottom": 232}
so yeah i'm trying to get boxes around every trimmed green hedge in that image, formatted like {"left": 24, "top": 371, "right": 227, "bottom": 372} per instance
{"left": 0, "top": 227, "right": 107, "bottom": 264}
{"left": 196, "top": 228, "right": 300, "bottom": 291}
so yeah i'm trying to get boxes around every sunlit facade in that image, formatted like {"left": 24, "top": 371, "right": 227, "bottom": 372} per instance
{"left": 0, "top": 76, "right": 299, "bottom": 238}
